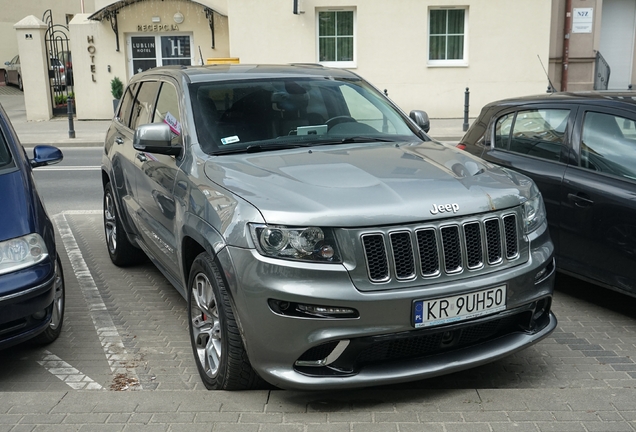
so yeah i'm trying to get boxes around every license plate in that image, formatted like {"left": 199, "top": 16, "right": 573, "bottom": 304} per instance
{"left": 413, "top": 285, "right": 506, "bottom": 328}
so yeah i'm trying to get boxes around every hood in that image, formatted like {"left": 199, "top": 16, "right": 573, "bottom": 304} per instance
{"left": 0, "top": 169, "right": 35, "bottom": 241}
{"left": 204, "top": 141, "right": 535, "bottom": 227}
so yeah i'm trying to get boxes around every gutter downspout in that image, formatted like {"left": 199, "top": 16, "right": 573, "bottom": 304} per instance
{"left": 562, "top": 0, "right": 572, "bottom": 91}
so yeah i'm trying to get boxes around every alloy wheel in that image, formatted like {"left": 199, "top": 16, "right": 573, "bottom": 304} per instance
{"left": 104, "top": 191, "right": 117, "bottom": 255}
{"left": 190, "top": 272, "right": 222, "bottom": 378}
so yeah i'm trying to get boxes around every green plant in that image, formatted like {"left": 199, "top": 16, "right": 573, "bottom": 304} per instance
{"left": 110, "top": 77, "right": 123, "bottom": 100}
{"left": 54, "top": 94, "right": 67, "bottom": 105}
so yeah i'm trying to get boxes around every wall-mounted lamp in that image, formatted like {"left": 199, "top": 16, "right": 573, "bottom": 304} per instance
{"left": 108, "top": 65, "right": 111, "bottom": 73}
{"left": 174, "top": 12, "right": 184, "bottom": 24}
{"left": 151, "top": 16, "right": 161, "bottom": 23}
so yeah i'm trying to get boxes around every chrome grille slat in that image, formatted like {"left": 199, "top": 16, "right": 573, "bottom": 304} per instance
{"left": 361, "top": 212, "right": 521, "bottom": 284}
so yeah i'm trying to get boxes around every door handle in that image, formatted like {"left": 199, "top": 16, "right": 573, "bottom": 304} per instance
{"left": 567, "top": 193, "right": 594, "bottom": 207}
{"left": 136, "top": 152, "right": 147, "bottom": 162}
{"left": 115, "top": 137, "right": 124, "bottom": 145}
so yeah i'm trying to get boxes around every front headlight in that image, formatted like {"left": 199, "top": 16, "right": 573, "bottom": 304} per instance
{"left": 249, "top": 224, "right": 341, "bottom": 263}
{"left": 522, "top": 193, "right": 547, "bottom": 234}
{"left": 0, "top": 233, "right": 49, "bottom": 275}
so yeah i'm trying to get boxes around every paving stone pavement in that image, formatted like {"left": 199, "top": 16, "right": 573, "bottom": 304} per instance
{"left": 1, "top": 212, "right": 636, "bottom": 430}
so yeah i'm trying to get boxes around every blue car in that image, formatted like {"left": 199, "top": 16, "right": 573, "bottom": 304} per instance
{"left": 0, "top": 102, "right": 65, "bottom": 349}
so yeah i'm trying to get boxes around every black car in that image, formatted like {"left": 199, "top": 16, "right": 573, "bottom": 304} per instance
{"left": 459, "top": 92, "right": 636, "bottom": 296}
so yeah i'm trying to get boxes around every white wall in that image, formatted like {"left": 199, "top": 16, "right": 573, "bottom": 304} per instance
{"left": 227, "top": 0, "right": 553, "bottom": 118}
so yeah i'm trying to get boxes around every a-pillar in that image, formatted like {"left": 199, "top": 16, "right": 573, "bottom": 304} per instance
{"left": 14, "top": 16, "right": 53, "bottom": 121}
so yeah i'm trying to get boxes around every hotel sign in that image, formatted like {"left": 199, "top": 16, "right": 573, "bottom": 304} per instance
{"left": 137, "top": 24, "right": 180, "bottom": 32}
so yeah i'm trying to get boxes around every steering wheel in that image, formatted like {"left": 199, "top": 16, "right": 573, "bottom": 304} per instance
{"left": 325, "top": 116, "right": 357, "bottom": 130}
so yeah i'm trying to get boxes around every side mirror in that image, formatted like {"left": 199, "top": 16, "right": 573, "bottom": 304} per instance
{"left": 133, "top": 123, "right": 182, "bottom": 156}
{"left": 4, "top": 61, "right": 9, "bottom": 66}
{"left": 409, "top": 110, "right": 430, "bottom": 133}
{"left": 30, "top": 145, "right": 63, "bottom": 168}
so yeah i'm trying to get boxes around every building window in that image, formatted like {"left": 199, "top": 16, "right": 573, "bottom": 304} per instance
{"left": 129, "top": 34, "right": 192, "bottom": 76}
{"left": 428, "top": 8, "right": 467, "bottom": 66}
{"left": 318, "top": 9, "right": 355, "bottom": 67}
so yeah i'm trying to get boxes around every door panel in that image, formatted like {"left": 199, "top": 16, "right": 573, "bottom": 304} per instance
{"left": 133, "top": 81, "right": 182, "bottom": 279}
{"left": 560, "top": 107, "right": 636, "bottom": 294}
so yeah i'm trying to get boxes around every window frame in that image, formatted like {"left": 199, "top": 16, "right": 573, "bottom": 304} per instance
{"left": 127, "top": 33, "right": 194, "bottom": 77}
{"left": 427, "top": 7, "right": 468, "bottom": 67}
{"left": 316, "top": 8, "right": 356, "bottom": 69}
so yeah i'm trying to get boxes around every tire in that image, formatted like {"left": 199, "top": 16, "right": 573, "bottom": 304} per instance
{"left": 103, "top": 182, "right": 144, "bottom": 266}
{"left": 3, "top": 71, "right": 7, "bottom": 85}
{"left": 17, "top": 75, "right": 23, "bottom": 91}
{"left": 187, "top": 252, "right": 263, "bottom": 390}
{"left": 33, "top": 256, "right": 65, "bottom": 344}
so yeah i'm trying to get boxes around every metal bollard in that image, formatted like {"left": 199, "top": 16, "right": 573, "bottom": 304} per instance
{"left": 67, "top": 97, "right": 75, "bottom": 139}
{"left": 463, "top": 87, "right": 470, "bottom": 132}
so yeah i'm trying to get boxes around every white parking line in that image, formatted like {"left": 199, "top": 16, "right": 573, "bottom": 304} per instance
{"left": 37, "top": 351, "right": 103, "bottom": 390}
{"left": 36, "top": 166, "right": 100, "bottom": 171}
{"left": 53, "top": 212, "right": 143, "bottom": 390}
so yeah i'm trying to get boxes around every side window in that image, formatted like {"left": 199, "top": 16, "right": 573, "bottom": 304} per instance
{"left": 153, "top": 82, "right": 182, "bottom": 145}
{"left": 508, "top": 109, "right": 569, "bottom": 161}
{"left": 340, "top": 86, "right": 396, "bottom": 133}
{"left": 130, "top": 81, "right": 160, "bottom": 130}
{"left": 581, "top": 111, "right": 636, "bottom": 180}
{"left": 117, "top": 82, "right": 138, "bottom": 128}
{"left": 494, "top": 113, "right": 514, "bottom": 149}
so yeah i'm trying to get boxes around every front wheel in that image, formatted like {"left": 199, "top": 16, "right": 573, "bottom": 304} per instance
{"left": 33, "top": 256, "right": 65, "bottom": 345}
{"left": 103, "top": 182, "right": 144, "bottom": 266}
{"left": 188, "top": 252, "right": 263, "bottom": 390}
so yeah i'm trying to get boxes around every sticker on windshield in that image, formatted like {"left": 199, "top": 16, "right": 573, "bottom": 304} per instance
{"left": 163, "top": 111, "right": 181, "bottom": 135}
{"left": 221, "top": 136, "right": 240, "bottom": 145}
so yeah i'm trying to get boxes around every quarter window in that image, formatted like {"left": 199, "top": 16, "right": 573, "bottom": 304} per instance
{"left": 429, "top": 8, "right": 467, "bottom": 66}
{"left": 581, "top": 111, "right": 636, "bottom": 180}
{"left": 153, "top": 82, "right": 182, "bottom": 145}
{"left": 318, "top": 10, "right": 355, "bottom": 66}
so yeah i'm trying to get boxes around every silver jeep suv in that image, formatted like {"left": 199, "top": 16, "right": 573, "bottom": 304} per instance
{"left": 101, "top": 64, "right": 556, "bottom": 390}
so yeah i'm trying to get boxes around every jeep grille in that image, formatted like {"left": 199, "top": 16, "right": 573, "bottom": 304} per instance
{"left": 361, "top": 211, "right": 521, "bottom": 284}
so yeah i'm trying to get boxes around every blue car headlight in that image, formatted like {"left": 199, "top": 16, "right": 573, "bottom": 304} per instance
{"left": 522, "top": 193, "right": 547, "bottom": 234}
{"left": 249, "top": 224, "right": 341, "bottom": 263}
{"left": 0, "top": 233, "right": 49, "bottom": 275}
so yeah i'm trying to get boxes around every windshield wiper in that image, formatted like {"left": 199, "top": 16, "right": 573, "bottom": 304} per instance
{"left": 211, "top": 142, "right": 310, "bottom": 155}
{"left": 309, "top": 136, "right": 396, "bottom": 146}
{"left": 339, "top": 136, "right": 396, "bottom": 143}
{"left": 246, "top": 143, "right": 310, "bottom": 153}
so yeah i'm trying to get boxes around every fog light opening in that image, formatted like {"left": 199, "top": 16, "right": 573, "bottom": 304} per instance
{"left": 268, "top": 299, "right": 359, "bottom": 319}
{"left": 32, "top": 310, "right": 47, "bottom": 320}
{"left": 535, "top": 258, "right": 555, "bottom": 283}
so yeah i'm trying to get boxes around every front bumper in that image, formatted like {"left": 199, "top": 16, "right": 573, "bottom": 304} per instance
{"left": 219, "top": 227, "right": 556, "bottom": 390}
{"left": 0, "top": 261, "right": 57, "bottom": 350}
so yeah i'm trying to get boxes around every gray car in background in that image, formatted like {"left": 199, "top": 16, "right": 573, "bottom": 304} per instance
{"left": 101, "top": 64, "right": 557, "bottom": 390}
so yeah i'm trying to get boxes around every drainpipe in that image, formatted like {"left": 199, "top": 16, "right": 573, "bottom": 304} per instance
{"left": 80, "top": 0, "right": 84, "bottom": 13}
{"left": 562, "top": 0, "right": 572, "bottom": 91}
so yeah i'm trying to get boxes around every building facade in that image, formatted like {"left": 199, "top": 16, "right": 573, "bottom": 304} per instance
{"left": 549, "top": 0, "right": 636, "bottom": 92}
{"left": 64, "top": 0, "right": 553, "bottom": 120}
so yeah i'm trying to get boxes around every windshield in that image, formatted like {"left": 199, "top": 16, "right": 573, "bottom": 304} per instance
{"left": 190, "top": 77, "right": 421, "bottom": 155}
